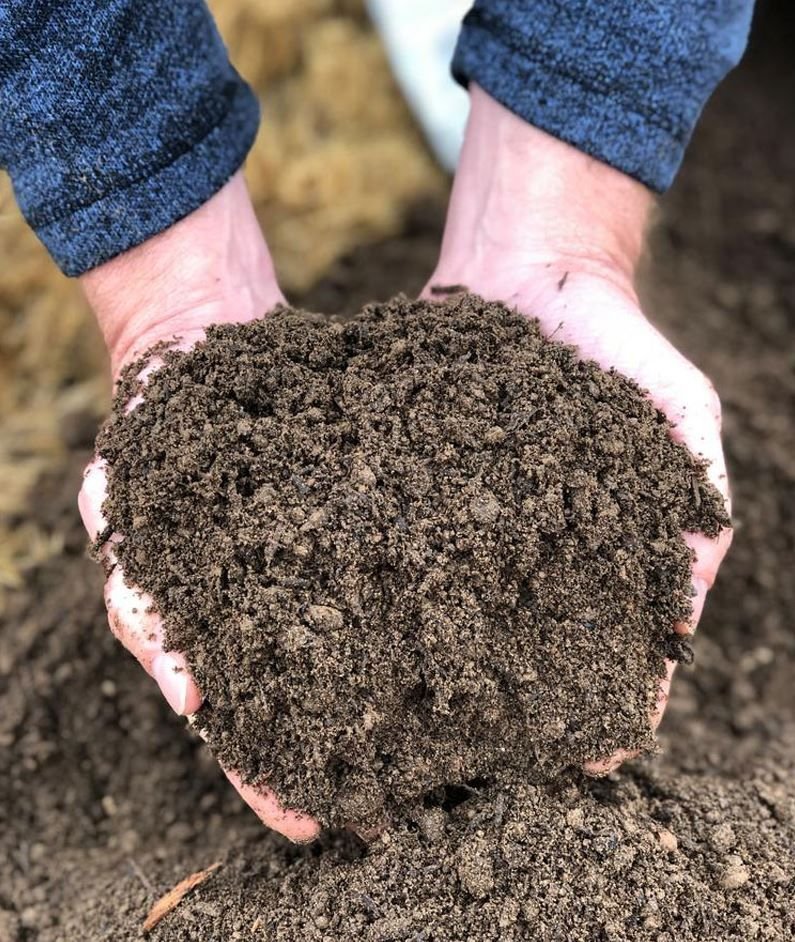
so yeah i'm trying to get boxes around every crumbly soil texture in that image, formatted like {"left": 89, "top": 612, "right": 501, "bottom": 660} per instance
{"left": 97, "top": 295, "right": 726, "bottom": 828}
{"left": 2, "top": 5, "right": 795, "bottom": 939}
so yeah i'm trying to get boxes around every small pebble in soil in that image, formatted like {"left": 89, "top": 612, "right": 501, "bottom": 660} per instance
{"left": 719, "top": 855, "right": 751, "bottom": 890}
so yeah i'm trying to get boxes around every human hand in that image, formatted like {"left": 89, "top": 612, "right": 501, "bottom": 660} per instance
{"left": 425, "top": 87, "right": 733, "bottom": 773}
{"left": 78, "top": 172, "right": 319, "bottom": 841}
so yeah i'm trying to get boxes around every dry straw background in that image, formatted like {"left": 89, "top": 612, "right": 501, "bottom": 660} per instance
{"left": 0, "top": 0, "right": 444, "bottom": 609}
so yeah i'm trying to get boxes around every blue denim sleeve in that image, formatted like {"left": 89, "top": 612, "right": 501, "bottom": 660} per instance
{"left": 453, "top": 0, "right": 754, "bottom": 192}
{"left": 0, "top": 1, "right": 259, "bottom": 276}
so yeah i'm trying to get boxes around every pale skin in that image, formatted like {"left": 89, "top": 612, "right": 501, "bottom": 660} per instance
{"left": 77, "top": 85, "right": 732, "bottom": 841}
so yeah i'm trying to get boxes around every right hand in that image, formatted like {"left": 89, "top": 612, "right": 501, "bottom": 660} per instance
{"left": 78, "top": 171, "right": 320, "bottom": 842}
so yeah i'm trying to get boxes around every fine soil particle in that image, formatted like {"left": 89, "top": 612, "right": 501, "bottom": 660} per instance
{"left": 114, "top": 771, "right": 795, "bottom": 941}
{"left": 97, "top": 295, "right": 727, "bottom": 827}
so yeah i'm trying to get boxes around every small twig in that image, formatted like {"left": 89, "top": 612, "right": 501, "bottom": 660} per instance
{"left": 143, "top": 862, "right": 222, "bottom": 934}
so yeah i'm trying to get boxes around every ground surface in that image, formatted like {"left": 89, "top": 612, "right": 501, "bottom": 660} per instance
{"left": 1, "top": 3, "right": 794, "bottom": 939}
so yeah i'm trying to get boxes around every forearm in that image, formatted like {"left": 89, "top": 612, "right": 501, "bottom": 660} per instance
{"left": 454, "top": 0, "right": 755, "bottom": 192}
{"left": 0, "top": 0, "right": 258, "bottom": 277}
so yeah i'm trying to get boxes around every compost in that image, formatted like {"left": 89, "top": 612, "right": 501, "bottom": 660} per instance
{"left": 96, "top": 296, "right": 726, "bottom": 828}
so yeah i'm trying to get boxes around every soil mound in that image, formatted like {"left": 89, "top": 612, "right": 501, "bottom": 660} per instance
{"left": 97, "top": 296, "right": 727, "bottom": 827}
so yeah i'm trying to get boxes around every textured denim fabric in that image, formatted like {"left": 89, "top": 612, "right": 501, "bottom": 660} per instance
{"left": 453, "top": 0, "right": 755, "bottom": 192}
{"left": 0, "top": 1, "right": 259, "bottom": 276}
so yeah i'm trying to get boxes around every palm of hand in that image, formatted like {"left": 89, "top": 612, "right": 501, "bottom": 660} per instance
{"left": 426, "top": 261, "right": 732, "bottom": 771}
{"left": 79, "top": 265, "right": 730, "bottom": 844}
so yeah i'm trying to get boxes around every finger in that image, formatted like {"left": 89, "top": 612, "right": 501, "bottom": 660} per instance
{"left": 78, "top": 457, "right": 110, "bottom": 540}
{"left": 103, "top": 564, "right": 203, "bottom": 716}
{"left": 680, "top": 576, "right": 708, "bottom": 637}
{"left": 670, "top": 528, "right": 731, "bottom": 648}
{"left": 188, "top": 722, "right": 321, "bottom": 841}
{"left": 122, "top": 356, "right": 165, "bottom": 412}
{"left": 656, "top": 381, "right": 731, "bottom": 721}
{"left": 583, "top": 747, "right": 638, "bottom": 777}
{"left": 657, "top": 528, "right": 727, "bottom": 742}
{"left": 84, "top": 475, "right": 314, "bottom": 842}
{"left": 651, "top": 660, "right": 676, "bottom": 731}
{"left": 80, "top": 458, "right": 203, "bottom": 716}
{"left": 586, "top": 546, "right": 721, "bottom": 777}
{"left": 583, "top": 654, "right": 677, "bottom": 776}
{"left": 419, "top": 281, "right": 470, "bottom": 302}
{"left": 222, "top": 768, "right": 320, "bottom": 844}
{"left": 152, "top": 651, "right": 203, "bottom": 717}
{"left": 661, "top": 375, "right": 732, "bottom": 515}
{"left": 685, "top": 529, "right": 733, "bottom": 595}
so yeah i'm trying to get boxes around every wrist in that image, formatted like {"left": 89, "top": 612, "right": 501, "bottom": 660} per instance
{"left": 435, "top": 86, "right": 653, "bottom": 287}
{"left": 81, "top": 172, "right": 283, "bottom": 377}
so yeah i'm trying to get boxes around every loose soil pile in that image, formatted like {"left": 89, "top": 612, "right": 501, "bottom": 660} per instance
{"left": 97, "top": 297, "right": 726, "bottom": 828}
{"left": 2, "top": 4, "right": 794, "bottom": 939}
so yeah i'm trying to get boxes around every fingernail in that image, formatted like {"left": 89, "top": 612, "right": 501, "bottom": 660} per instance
{"left": 693, "top": 577, "right": 709, "bottom": 598}
{"left": 153, "top": 653, "right": 189, "bottom": 715}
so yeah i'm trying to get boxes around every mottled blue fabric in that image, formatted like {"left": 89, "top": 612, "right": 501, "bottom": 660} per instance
{"left": 0, "top": 2, "right": 755, "bottom": 277}
{"left": 0, "top": 1, "right": 258, "bottom": 276}
{"left": 453, "top": 0, "right": 755, "bottom": 192}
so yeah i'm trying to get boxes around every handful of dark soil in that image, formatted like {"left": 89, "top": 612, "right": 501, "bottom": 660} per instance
{"left": 97, "top": 295, "right": 728, "bottom": 828}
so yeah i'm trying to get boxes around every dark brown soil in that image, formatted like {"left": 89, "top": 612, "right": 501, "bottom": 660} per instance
{"left": 3, "top": 449, "right": 793, "bottom": 942}
{"left": 2, "top": 3, "right": 795, "bottom": 939}
{"left": 97, "top": 297, "right": 725, "bottom": 828}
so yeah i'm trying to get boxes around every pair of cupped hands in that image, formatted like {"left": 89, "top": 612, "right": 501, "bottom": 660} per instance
{"left": 78, "top": 87, "right": 731, "bottom": 842}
